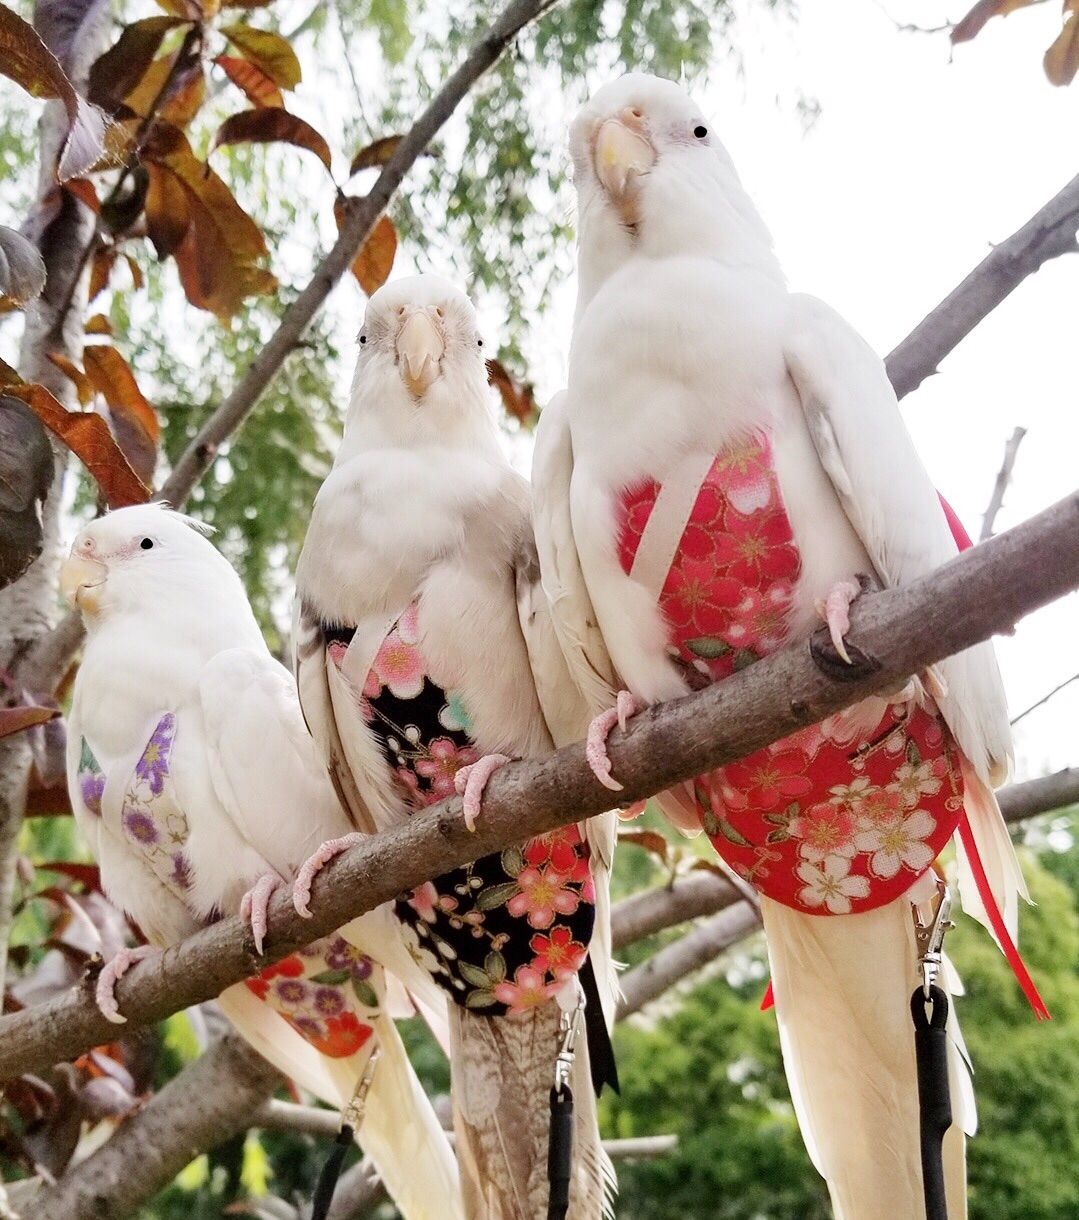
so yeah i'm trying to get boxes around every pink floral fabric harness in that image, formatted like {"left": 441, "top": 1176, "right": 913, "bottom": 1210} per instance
{"left": 77, "top": 717, "right": 379, "bottom": 1058}
{"left": 615, "top": 432, "right": 966, "bottom": 916}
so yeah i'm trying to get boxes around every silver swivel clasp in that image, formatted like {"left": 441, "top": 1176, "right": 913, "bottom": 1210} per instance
{"left": 553, "top": 993, "right": 585, "bottom": 1095}
{"left": 914, "top": 879, "right": 955, "bottom": 1000}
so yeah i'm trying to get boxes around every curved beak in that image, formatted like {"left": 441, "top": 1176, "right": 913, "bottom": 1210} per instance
{"left": 396, "top": 310, "right": 445, "bottom": 397}
{"left": 594, "top": 117, "right": 655, "bottom": 200}
{"left": 60, "top": 554, "right": 108, "bottom": 613}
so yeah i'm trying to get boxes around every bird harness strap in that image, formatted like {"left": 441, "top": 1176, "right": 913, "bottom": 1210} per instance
{"left": 910, "top": 883, "right": 954, "bottom": 1220}
{"left": 548, "top": 993, "right": 584, "bottom": 1220}
{"left": 310, "top": 1047, "right": 380, "bottom": 1220}
{"left": 580, "top": 956, "right": 619, "bottom": 1095}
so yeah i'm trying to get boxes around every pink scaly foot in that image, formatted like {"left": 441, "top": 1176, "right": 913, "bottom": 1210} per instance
{"left": 585, "top": 690, "right": 640, "bottom": 792}
{"left": 96, "top": 944, "right": 158, "bottom": 1024}
{"left": 240, "top": 871, "right": 285, "bottom": 954}
{"left": 815, "top": 578, "right": 863, "bottom": 665}
{"left": 454, "top": 754, "right": 512, "bottom": 832}
{"left": 292, "top": 834, "right": 364, "bottom": 919}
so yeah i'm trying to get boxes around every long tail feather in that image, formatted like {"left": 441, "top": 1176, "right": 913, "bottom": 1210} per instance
{"left": 760, "top": 894, "right": 970, "bottom": 1220}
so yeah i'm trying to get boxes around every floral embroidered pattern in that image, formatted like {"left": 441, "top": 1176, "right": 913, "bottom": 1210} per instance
{"left": 616, "top": 432, "right": 965, "bottom": 915}
{"left": 77, "top": 739, "right": 105, "bottom": 818}
{"left": 244, "top": 935, "right": 377, "bottom": 1059}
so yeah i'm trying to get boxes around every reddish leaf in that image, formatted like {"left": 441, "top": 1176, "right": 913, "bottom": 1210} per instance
{"left": 63, "top": 177, "right": 100, "bottom": 213}
{"left": 36, "top": 861, "right": 102, "bottom": 891}
{"left": 617, "top": 827, "right": 670, "bottom": 863}
{"left": 123, "top": 252, "right": 144, "bottom": 290}
{"left": 213, "top": 107, "right": 332, "bottom": 170}
{"left": 8, "top": 381, "right": 150, "bottom": 507}
{"left": 83, "top": 345, "right": 160, "bottom": 484}
{"left": 25, "top": 776, "right": 73, "bottom": 817}
{"left": 46, "top": 352, "right": 94, "bottom": 405}
{"left": 220, "top": 23, "right": 301, "bottom": 89}
{"left": 88, "top": 246, "right": 115, "bottom": 301}
{"left": 486, "top": 358, "right": 536, "bottom": 425}
{"left": 214, "top": 53, "right": 282, "bottom": 107}
{"left": 154, "top": 0, "right": 209, "bottom": 18}
{"left": 334, "top": 202, "right": 397, "bottom": 295}
{"left": 0, "top": 225, "right": 46, "bottom": 308}
{"left": 144, "top": 163, "right": 190, "bottom": 259}
{"left": 951, "top": 0, "right": 1040, "bottom": 44}
{"left": 87, "top": 15, "right": 189, "bottom": 112}
{"left": 86, "top": 312, "right": 112, "bottom": 335}
{"left": 1045, "top": 14, "right": 1079, "bottom": 85}
{"left": 349, "top": 134, "right": 405, "bottom": 177}
{"left": 0, "top": 704, "right": 58, "bottom": 740}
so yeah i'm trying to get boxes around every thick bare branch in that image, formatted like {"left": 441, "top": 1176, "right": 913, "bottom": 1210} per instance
{"left": 886, "top": 173, "right": 1079, "bottom": 399}
{"left": 0, "top": 490, "right": 1074, "bottom": 1078}
{"left": 611, "top": 871, "right": 739, "bottom": 951}
{"left": 981, "top": 426, "right": 1028, "bottom": 541}
{"left": 31, "top": 1032, "right": 282, "bottom": 1220}
{"left": 999, "top": 767, "right": 1079, "bottom": 821}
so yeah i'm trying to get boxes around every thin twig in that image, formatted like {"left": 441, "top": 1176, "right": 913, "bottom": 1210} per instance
{"left": 1, "top": 489, "right": 1076, "bottom": 1079}
{"left": 1010, "top": 672, "right": 1079, "bottom": 727}
{"left": 981, "top": 426, "right": 1027, "bottom": 541}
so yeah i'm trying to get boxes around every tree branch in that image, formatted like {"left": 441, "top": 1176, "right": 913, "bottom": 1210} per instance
{"left": 886, "top": 173, "right": 1079, "bottom": 400}
{"left": 611, "top": 871, "right": 739, "bottom": 951}
{"left": 0, "top": 490, "right": 1074, "bottom": 1078}
{"left": 31, "top": 1032, "right": 282, "bottom": 1220}
{"left": 981, "top": 426, "right": 1028, "bottom": 541}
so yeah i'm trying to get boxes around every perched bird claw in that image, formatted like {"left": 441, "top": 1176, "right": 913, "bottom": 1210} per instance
{"left": 240, "top": 871, "right": 284, "bottom": 954}
{"left": 292, "top": 834, "right": 363, "bottom": 919}
{"left": 454, "top": 753, "right": 512, "bottom": 831}
{"left": 585, "top": 690, "right": 640, "bottom": 791}
{"left": 815, "top": 578, "right": 863, "bottom": 665}
{"left": 95, "top": 944, "right": 157, "bottom": 1024}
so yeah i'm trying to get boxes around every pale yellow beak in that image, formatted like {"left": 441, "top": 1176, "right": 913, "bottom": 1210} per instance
{"left": 396, "top": 310, "right": 445, "bottom": 396}
{"left": 60, "top": 553, "right": 108, "bottom": 613}
{"left": 594, "top": 117, "right": 655, "bottom": 199}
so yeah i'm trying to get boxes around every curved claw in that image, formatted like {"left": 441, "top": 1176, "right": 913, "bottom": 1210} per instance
{"left": 585, "top": 690, "right": 640, "bottom": 792}
{"left": 95, "top": 945, "right": 157, "bottom": 1025}
{"left": 455, "top": 754, "right": 512, "bottom": 832}
{"left": 292, "top": 834, "right": 364, "bottom": 919}
{"left": 240, "top": 872, "right": 284, "bottom": 954}
{"left": 815, "top": 578, "right": 863, "bottom": 666}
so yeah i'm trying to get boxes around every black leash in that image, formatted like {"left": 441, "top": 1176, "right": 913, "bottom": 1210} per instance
{"left": 580, "top": 956, "right": 619, "bottom": 1095}
{"left": 911, "top": 883, "right": 956, "bottom": 1220}
{"left": 308, "top": 1047, "right": 379, "bottom": 1220}
{"left": 547, "top": 992, "right": 584, "bottom": 1220}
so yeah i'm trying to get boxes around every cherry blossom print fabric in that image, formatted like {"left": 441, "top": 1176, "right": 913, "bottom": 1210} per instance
{"left": 325, "top": 606, "right": 596, "bottom": 1016}
{"left": 616, "top": 432, "right": 965, "bottom": 915}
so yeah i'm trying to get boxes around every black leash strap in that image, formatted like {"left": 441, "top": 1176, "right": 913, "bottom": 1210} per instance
{"left": 580, "top": 956, "right": 619, "bottom": 1095}
{"left": 310, "top": 1123, "right": 354, "bottom": 1220}
{"left": 910, "top": 984, "right": 952, "bottom": 1220}
{"left": 547, "top": 1085, "right": 575, "bottom": 1220}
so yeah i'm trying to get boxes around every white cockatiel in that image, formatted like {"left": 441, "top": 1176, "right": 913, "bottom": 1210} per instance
{"left": 292, "top": 274, "right": 617, "bottom": 1220}
{"left": 532, "top": 73, "right": 1039, "bottom": 1220}
{"left": 61, "top": 504, "right": 463, "bottom": 1220}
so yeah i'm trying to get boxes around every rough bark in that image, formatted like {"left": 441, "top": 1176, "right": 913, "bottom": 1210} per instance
{"left": 31, "top": 1031, "right": 281, "bottom": 1220}
{"left": 0, "top": 4, "right": 109, "bottom": 1005}
{"left": 1, "top": 489, "right": 1076, "bottom": 1079}
{"left": 886, "top": 173, "right": 1079, "bottom": 399}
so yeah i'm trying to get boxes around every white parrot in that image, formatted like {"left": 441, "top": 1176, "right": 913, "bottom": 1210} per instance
{"left": 292, "top": 274, "right": 617, "bottom": 1220}
{"left": 60, "top": 504, "right": 463, "bottom": 1220}
{"left": 531, "top": 73, "right": 1042, "bottom": 1220}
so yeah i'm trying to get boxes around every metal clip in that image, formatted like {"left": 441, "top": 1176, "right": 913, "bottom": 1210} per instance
{"left": 553, "top": 994, "right": 584, "bottom": 1096}
{"left": 913, "top": 880, "right": 954, "bottom": 999}
{"left": 341, "top": 1045, "right": 380, "bottom": 1132}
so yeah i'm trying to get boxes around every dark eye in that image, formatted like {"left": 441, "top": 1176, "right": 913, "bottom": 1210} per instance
{"left": 693, "top": 125, "right": 708, "bottom": 139}
{"left": 359, "top": 334, "right": 367, "bottom": 345}
{"left": 140, "top": 537, "right": 154, "bottom": 550}
{"left": 477, "top": 338, "right": 483, "bottom": 348}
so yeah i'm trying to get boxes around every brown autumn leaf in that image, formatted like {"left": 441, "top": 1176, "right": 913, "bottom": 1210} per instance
{"left": 123, "top": 252, "right": 144, "bottom": 290}
{"left": 213, "top": 53, "right": 282, "bottom": 107}
{"left": 88, "top": 246, "right": 115, "bottom": 301}
{"left": 8, "top": 381, "right": 150, "bottom": 508}
{"left": 46, "top": 352, "right": 94, "bottom": 405}
{"left": 0, "top": 226, "right": 46, "bottom": 308}
{"left": 155, "top": 0, "right": 211, "bottom": 18}
{"left": 63, "top": 177, "right": 100, "bottom": 213}
{"left": 0, "top": 703, "right": 57, "bottom": 740}
{"left": 85, "top": 313, "right": 112, "bottom": 335}
{"left": 122, "top": 50, "right": 204, "bottom": 129}
{"left": 333, "top": 204, "right": 397, "bottom": 295}
{"left": 213, "top": 108, "right": 333, "bottom": 171}
{"left": 0, "top": 4, "right": 115, "bottom": 178}
{"left": 220, "top": 23, "right": 301, "bottom": 89}
{"left": 486, "top": 357, "right": 536, "bottom": 425}
{"left": 83, "top": 345, "right": 161, "bottom": 489}
{"left": 617, "top": 827, "right": 670, "bottom": 863}
{"left": 144, "top": 163, "right": 190, "bottom": 259}
{"left": 950, "top": 0, "right": 1041, "bottom": 44}
{"left": 86, "top": 15, "right": 189, "bottom": 112}
{"left": 349, "top": 134, "right": 405, "bottom": 177}
{"left": 1044, "top": 13, "right": 1079, "bottom": 85}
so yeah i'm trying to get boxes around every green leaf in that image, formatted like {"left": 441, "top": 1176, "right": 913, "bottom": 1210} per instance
{"left": 500, "top": 845, "right": 525, "bottom": 877}
{"left": 464, "top": 990, "right": 498, "bottom": 1009}
{"left": 484, "top": 951, "right": 507, "bottom": 983}
{"left": 458, "top": 961, "right": 493, "bottom": 988}
{"left": 716, "top": 818, "right": 753, "bottom": 848}
{"left": 475, "top": 881, "right": 520, "bottom": 911}
{"left": 310, "top": 968, "right": 350, "bottom": 986}
{"left": 686, "top": 636, "right": 732, "bottom": 659}
{"left": 732, "top": 649, "right": 759, "bottom": 672}
{"left": 220, "top": 23, "right": 301, "bottom": 90}
{"left": 906, "top": 739, "right": 923, "bottom": 766}
{"left": 351, "top": 978, "right": 379, "bottom": 1009}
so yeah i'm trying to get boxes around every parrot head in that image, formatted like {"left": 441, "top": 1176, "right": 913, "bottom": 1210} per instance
{"left": 570, "top": 74, "right": 780, "bottom": 299}
{"left": 343, "top": 274, "right": 496, "bottom": 452}
{"left": 60, "top": 504, "right": 229, "bottom": 621}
